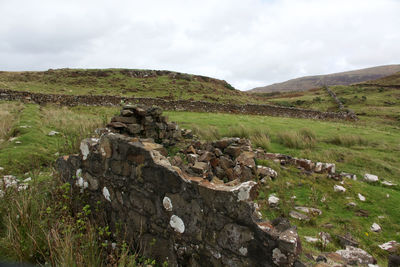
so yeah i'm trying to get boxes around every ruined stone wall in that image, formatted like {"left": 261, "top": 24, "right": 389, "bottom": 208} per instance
{"left": 0, "top": 89, "right": 357, "bottom": 121}
{"left": 56, "top": 134, "right": 301, "bottom": 266}
{"left": 56, "top": 105, "right": 302, "bottom": 266}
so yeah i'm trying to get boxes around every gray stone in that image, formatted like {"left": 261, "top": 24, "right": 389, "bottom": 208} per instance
{"left": 191, "top": 161, "right": 208, "bottom": 175}
{"left": 364, "top": 173, "right": 379, "bottom": 182}
{"left": 289, "top": 211, "right": 310, "bottom": 221}
{"left": 335, "top": 246, "right": 376, "bottom": 265}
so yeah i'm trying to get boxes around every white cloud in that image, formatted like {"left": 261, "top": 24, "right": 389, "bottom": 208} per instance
{"left": 0, "top": 0, "right": 399, "bottom": 90}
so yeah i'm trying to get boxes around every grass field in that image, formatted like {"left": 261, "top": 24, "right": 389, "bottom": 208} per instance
{"left": 0, "top": 69, "right": 260, "bottom": 104}
{"left": 0, "top": 71, "right": 399, "bottom": 265}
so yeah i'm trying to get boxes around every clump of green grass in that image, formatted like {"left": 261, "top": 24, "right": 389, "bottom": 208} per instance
{"left": 191, "top": 125, "right": 221, "bottom": 141}
{"left": 326, "top": 134, "right": 369, "bottom": 147}
{"left": 277, "top": 128, "right": 317, "bottom": 149}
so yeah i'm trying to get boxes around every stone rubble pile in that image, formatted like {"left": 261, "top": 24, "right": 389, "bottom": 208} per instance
{"left": 169, "top": 137, "right": 278, "bottom": 185}
{"left": 107, "top": 104, "right": 181, "bottom": 146}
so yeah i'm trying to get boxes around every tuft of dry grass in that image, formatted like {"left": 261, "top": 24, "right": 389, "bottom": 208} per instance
{"left": 277, "top": 128, "right": 317, "bottom": 149}
{"left": 41, "top": 106, "right": 106, "bottom": 154}
{"left": 326, "top": 134, "right": 369, "bottom": 147}
{"left": 191, "top": 125, "right": 221, "bottom": 141}
{"left": 0, "top": 102, "right": 23, "bottom": 140}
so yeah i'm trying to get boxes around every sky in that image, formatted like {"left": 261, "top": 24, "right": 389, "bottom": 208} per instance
{"left": 1, "top": 0, "right": 399, "bottom": 90}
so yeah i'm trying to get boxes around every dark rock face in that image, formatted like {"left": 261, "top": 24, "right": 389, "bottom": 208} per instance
{"left": 56, "top": 106, "right": 302, "bottom": 266}
{"left": 57, "top": 134, "right": 301, "bottom": 266}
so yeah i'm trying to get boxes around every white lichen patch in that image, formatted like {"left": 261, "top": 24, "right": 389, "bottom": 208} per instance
{"left": 231, "top": 181, "right": 256, "bottom": 202}
{"left": 169, "top": 215, "right": 185, "bottom": 233}
{"left": 239, "top": 247, "right": 248, "bottom": 256}
{"left": 163, "top": 196, "right": 173, "bottom": 211}
{"left": 103, "top": 187, "right": 111, "bottom": 202}
{"left": 80, "top": 141, "right": 90, "bottom": 160}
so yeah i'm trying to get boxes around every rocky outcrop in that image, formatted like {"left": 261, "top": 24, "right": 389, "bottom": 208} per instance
{"left": 56, "top": 106, "right": 302, "bottom": 266}
{"left": 0, "top": 88, "right": 358, "bottom": 121}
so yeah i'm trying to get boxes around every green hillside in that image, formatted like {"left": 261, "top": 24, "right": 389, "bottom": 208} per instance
{"left": 0, "top": 68, "right": 259, "bottom": 104}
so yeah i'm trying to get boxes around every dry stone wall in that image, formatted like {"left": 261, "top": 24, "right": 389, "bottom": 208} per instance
{"left": 0, "top": 88, "right": 357, "bottom": 121}
{"left": 56, "top": 105, "right": 302, "bottom": 266}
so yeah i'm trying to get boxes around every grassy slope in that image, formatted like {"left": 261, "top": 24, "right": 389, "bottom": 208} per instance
{"left": 1, "top": 70, "right": 399, "bottom": 265}
{"left": 0, "top": 68, "right": 260, "bottom": 104}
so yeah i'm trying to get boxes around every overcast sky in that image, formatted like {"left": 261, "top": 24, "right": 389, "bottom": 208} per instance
{"left": 1, "top": 0, "right": 399, "bottom": 90}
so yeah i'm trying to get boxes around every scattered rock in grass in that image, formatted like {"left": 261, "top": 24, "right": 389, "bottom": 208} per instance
{"left": 304, "top": 236, "right": 319, "bottom": 243}
{"left": 0, "top": 190, "right": 4, "bottom": 198}
{"left": 0, "top": 167, "right": 4, "bottom": 171}
{"left": 382, "top": 180, "right": 397, "bottom": 187}
{"left": 289, "top": 211, "right": 310, "bottom": 221}
{"left": 337, "top": 233, "right": 359, "bottom": 248}
{"left": 341, "top": 172, "right": 357, "bottom": 180}
{"left": 370, "top": 223, "right": 381, "bottom": 232}
{"left": 335, "top": 246, "right": 376, "bottom": 265}
{"left": 347, "top": 202, "right": 357, "bottom": 207}
{"left": 295, "top": 206, "right": 322, "bottom": 216}
{"left": 379, "top": 241, "right": 400, "bottom": 253}
{"left": 268, "top": 194, "right": 280, "bottom": 208}
{"left": 334, "top": 185, "right": 346, "bottom": 192}
{"left": 8, "top": 137, "right": 18, "bottom": 142}
{"left": 378, "top": 215, "right": 385, "bottom": 219}
{"left": 319, "top": 232, "right": 332, "bottom": 246}
{"left": 386, "top": 194, "right": 390, "bottom": 198}
{"left": 23, "top": 177, "right": 32, "bottom": 183}
{"left": 355, "top": 209, "right": 369, "bottom": 217}
{"left": 257, "top": 165, "right": 278, "bottom": 179}
{"left": 48, "top": 130, "right": 60, "bottom": 136}
{"left": 364, "top": 173, "right": 379, "bottom": 182}
{"left": 358, "top": 193, "right": 366, "bottom": 202}
{"left": 15, "top": 141, "right": 22, "bottom": 144}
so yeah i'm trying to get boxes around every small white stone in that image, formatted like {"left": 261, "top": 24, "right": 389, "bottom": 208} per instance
{"left": 15, "top": 141, "right": 22, "bottom": 144}
{"left": 102, "top": 187, "right": 111, "bottom": 202}
{"left": 169, "top": 215, "right": 185, "bottom": 233}
{"left": 163, "top": 196, "right": 173, "bottom": 211}
{"left": 268, "top": 194, "right": 280, "bottom": 207}
{"left": 23, "top": 177, "right": 32, "bottom": 183}
{"left": 304, "top": 236, "right": 319, "bottom": 243}
{"left": 80, "top": 141, "right": 90, "bottom": 160}
{"left": 334, "top": 185, "right": 346, "bottom": 192}
{"left": 48, "top": 130, "right": 60, "bottom": 136}
{"left": 111, "top": 242, "right": 117, "bottom": 250}
{"left": 364, "top": 173, "right": 378, "bottom": 182}
{"left": 371, "top": 223, "right": 381, "bottom": 232}
{"left": 386, "top": 194, "right": 390, "bottom": 198}
{"left": 358, "top": 193, "right": 366, "bottom": 202}
{"left": 0, "top": 167, "right": 4, "bottom": 171}
{"left": 382, "top": 180, "right": 396, "bottom": 186}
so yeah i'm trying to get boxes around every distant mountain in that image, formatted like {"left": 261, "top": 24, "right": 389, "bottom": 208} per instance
{"left": 249, "top": 64, "right": 400, "bottom": 93}
{"left": 359, "top": 71, "right": 400, "bottom": 87}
